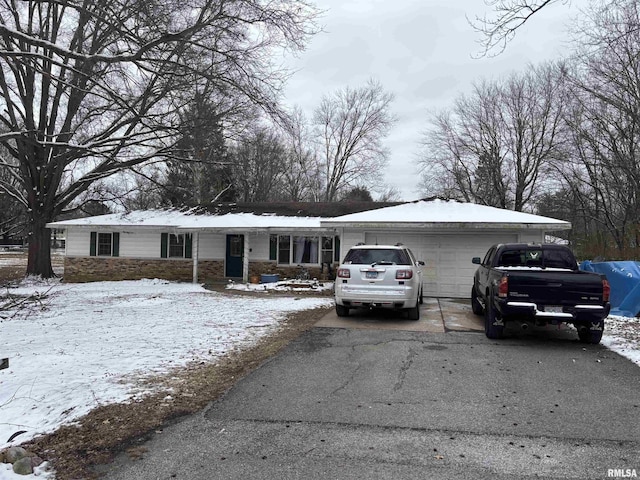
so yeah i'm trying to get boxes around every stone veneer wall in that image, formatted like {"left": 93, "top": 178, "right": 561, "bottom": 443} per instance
{"left": 64, "top": 257, "right": 336, "bottom": 283}
{"left": 248, "top": 261, "right": 336, "bottom": 281}
{"left": 64, "top": 257, "right": 195, "bottom": 282}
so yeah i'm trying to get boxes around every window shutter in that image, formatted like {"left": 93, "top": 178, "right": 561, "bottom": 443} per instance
{"left": 161, "top": 233, "right": 168, "bottom": 258}
{"left": 269, "top": 234, "right": 277, "bottom": 260}
{"left": 334, "top": 236, "right": 341, "bottom": 262}
{"left": 185, "top": 234, "right": 193, "bottom": 259}
{"left": 90, "top": 232, "right": 97, "bottom": 256}
{"left": 112, "top": 232, "right": 120, "bottom": 257}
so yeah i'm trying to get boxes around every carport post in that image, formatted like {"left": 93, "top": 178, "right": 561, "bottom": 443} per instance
{"left": 192, "top": 232, "right": 199, "bottom": 283}
{"left": 242, "top": 235, "right": 249, "bottom": 283}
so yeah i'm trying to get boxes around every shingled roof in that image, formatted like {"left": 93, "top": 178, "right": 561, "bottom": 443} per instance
{"left": 207, "top": 201, "right": 402, "bottom": 217}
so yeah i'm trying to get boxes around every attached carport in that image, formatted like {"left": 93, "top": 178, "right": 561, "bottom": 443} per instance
{"left": 322, "top": 199, "right": 571, "bottom": 298}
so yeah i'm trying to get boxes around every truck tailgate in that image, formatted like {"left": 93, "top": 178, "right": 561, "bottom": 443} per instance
{"left": 504, "top": 270, "right": 604, "bottom": 306}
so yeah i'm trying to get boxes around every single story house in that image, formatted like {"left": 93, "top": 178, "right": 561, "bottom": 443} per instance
{"left": 46, "top": 199, "right": 571, "bottom": 298}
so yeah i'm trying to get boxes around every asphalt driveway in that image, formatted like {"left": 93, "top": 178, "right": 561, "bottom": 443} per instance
{"left": 101, "top": 300, "right": 640, "bottom": 480}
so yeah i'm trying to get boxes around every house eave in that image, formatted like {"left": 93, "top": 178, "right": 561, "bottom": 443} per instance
{"left": 179, "top": 227, "right": 336, "bottom": 234}
{"left": 319, "top": 221, "right": 572, "bottom": 231}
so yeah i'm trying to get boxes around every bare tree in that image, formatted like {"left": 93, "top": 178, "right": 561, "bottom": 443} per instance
{"left": 313, "top": 79, "right": 396, "bottom": 202}
{"left": 0, "top": 0, "right": 319, "bottom": 277}
{"left": 230, "top": 125, "right": 287, "bottom": 202}
{"left": 557, "top": 0, "right": 640, "bottom": 258}
{"left": 472, "top": 0, "right": 571, "bottom": 56}
{"left": 375, "top": 186, "right": 402, "bottom": 202}
{"left": 420, "top": 63, "right": 565, "bottom": 211}
{"left": 280, "top": 106, "right": 321, "bottom": 201}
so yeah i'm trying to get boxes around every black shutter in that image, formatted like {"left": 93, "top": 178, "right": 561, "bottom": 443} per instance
{"left": 185, "top": 234, "right": 192, "bottom": 259}
{"left": 90, "top": 232, "right": 97, "bottom": 256}
{"left": 112, "top": 232, "right": 120, "bottom": 257}
{"left": 161, "top": 233, "right": 168, "bottom": 258}
{"left": 269, "top": 234, "right": 277, "bottom": 260}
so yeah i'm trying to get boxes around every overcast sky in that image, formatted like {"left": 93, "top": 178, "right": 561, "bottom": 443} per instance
{"left": 283, "top": 0, "right": 578, "bottom": 201}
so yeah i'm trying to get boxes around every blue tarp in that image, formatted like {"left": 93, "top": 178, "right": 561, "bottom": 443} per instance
{"left": 580, "top": 260, "right": 640, "bottom": 317}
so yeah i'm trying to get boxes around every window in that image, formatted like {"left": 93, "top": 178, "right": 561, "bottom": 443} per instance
{"left": 98, "top": 233, "right": 113, "bottom": 256}
{"left": 321, "top": 237, "right": 334, "bottom": 265}
{"left": 229, "top": 235, "right": 243, "bottom": 257}
{"left": 343, "top": 248, "right": 411, "bottom": 265}
{"left": 278, "top": 235, "right": 290, "bottom": 264}
{"left": 161, "top": 233, "right": 192, "bottom": 259}
{"left": 270, "top": 234, "right": 339, "bottom": 265}
{"left": 90, "top": 232, "right": 120, "bottom": 257}
{"left": 293, "top": 236, "right": 318, "bottom": 263}
{"left": 169, "top": 234, "right": 185, "bottom": 258}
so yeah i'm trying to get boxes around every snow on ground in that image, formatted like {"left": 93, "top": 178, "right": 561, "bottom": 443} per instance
{"left": 0, "top": 279, "right": 333, "bottom": 479}
{"left": 1, "top": 276, "right": 639, "bottom": 479}
{"left": 600, "top": 315, "right": 640, "bottom": 365}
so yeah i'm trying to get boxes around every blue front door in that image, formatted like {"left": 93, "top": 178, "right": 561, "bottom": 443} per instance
{"left": 225, "top": 234, "right": 244, "bottom": 278}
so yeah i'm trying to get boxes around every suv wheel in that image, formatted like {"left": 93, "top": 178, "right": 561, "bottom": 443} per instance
{"left": 407, "top": 299, "right": 420, "bottom": 320}
{"left": 336, "top": 304, "right": 349, "bottom": 317}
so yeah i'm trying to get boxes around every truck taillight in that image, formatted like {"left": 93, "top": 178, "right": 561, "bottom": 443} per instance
{"left": 396, "top": 269, "right": 413, "bottom": 279}
{"left": 337, "top": 268, "right": 350, "bottom": 278}
{"left": 603, "top": 279, "right": 610, "bottom": 302}
{"left": 498, "top": 276, "right": 508, "bottom": 298}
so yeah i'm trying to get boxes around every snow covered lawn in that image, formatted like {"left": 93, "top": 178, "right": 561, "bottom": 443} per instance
{"left": 0, "top": 279, "right": 333, "bottom": 453}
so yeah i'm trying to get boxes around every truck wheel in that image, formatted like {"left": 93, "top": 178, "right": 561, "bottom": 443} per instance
{"left": 471, "top": 286, "right": 484, "bottom": 315}
{"left": 336, "top": 304, "right": 349, "bottom": 317}
{"left": 578, "top": 321, "right": 604, "bottom": 344}
{"left": 419, "top": 288, "right": 424, "bottom": 305}
{"left": 407, "top": 299, "right": 420, "bottom": 320}
{"left": 484, "top": 299, "right": 504, "bottom": 339}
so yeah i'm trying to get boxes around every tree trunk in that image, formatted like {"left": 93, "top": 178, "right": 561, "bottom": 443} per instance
{"left": 26, "top": 217, "right": 55, "bottom": 278}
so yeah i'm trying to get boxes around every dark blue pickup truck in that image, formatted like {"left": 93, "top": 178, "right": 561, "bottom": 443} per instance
{"left": 471, "top": 243, "right": 611, "bottom": 343}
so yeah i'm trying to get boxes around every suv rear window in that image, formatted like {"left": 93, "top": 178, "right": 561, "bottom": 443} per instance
{"left": 343, "top": 248, "right": 411, "bottom": 265}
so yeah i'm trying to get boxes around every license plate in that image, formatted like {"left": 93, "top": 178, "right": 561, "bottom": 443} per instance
{"left": 365, "top": 271, "right": 378, "bottom": 279}
{"left": 546, "top": 305, "right": 563, "bottom": 313}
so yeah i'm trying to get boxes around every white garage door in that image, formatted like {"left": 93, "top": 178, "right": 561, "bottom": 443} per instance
{"left": 364, "top": 232, "right": 518, "bottom": 298}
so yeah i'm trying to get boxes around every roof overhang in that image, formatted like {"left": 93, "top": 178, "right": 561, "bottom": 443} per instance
{"left": 320, "top": 221, "right": 572, "bottom": 231}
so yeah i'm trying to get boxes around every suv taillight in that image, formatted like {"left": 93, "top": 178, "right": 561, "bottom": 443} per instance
{"left": 396, "top": 269, "right": 413, "bottom": 279}
{"left": 603, "top": 279, "right": 610, "bottom": 302}
{"left": 337, "top": 268, "right": 351, "bottom": 278}
{"left": 498, "top": 276, "right": 508, "bottom": 298}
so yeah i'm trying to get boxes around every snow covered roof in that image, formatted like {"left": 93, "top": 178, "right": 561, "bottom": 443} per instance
{"left": 47, "top": 209, "right": 325, "bottom": 231}
{"left": 46, "top": 200, "right": 571, "bottom": 232}
{"left": 320, "top": 200, "right": 571, "bottom": 230}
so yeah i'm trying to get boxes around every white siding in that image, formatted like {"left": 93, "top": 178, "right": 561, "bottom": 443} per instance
{"left": 518, "top": 231, "right": 545, "bottom": 243}
{"left": 198, "top": 233, "right": 226, "bottom": 259}
{"left": 248, "top": 233, "right": 271, "bottom": 261}
{"left": 119, "top": 231, "right": 162, "bottom": 258}
{"left": 340, "top": 230, "right": 365, "bottom": 261}
{"left": 66, "top": 230, "right": 91, "bottom": 257}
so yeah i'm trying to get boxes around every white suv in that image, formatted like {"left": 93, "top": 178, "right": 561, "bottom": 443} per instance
{"left": 334, "top": 244, "right": 424, "bottom": 320}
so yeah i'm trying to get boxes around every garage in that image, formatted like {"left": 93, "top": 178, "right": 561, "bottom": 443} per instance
{"left": 363, "top": 231, "right": 517, "bottom": 297}
{"left": 322, "top": 199, "right": 571, "bottom": 299}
